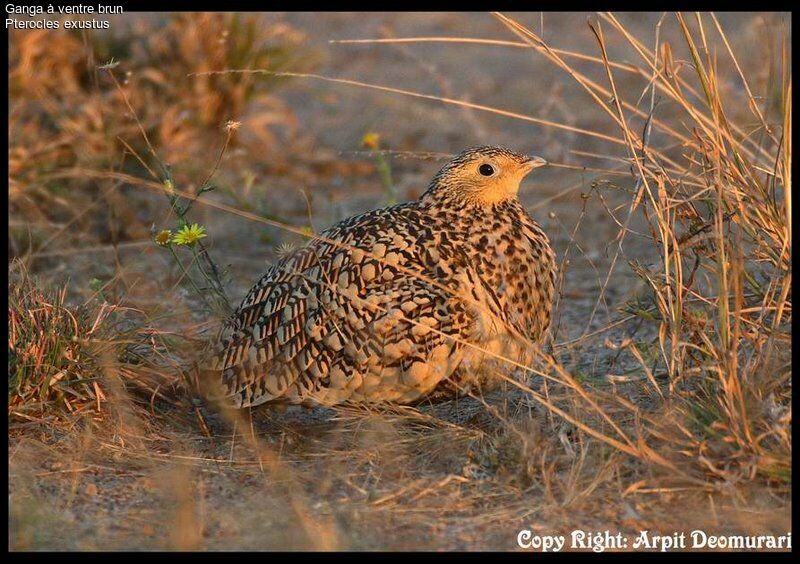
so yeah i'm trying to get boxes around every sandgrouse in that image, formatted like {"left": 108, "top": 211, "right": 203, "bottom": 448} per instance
{"left": 209, "top": 146, "right": 556, "bottom": 408}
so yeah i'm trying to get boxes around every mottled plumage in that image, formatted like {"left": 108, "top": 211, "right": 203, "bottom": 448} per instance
{"left": 208, "top": 146, "right": 556, "bottom": 408}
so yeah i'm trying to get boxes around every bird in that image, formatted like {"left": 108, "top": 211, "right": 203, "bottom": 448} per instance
{"left": 206, "top": 146, "right": 556, "bottom": 408}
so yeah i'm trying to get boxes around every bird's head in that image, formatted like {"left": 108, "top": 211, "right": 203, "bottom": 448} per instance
{"left": 423, "top": 146, "right": 547, "bottom": 206}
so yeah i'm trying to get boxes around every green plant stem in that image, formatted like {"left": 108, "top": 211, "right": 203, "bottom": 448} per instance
{"left": 375, "top": 153, "right": 396, "bottom": 204}
{"left": 168, "top": 246, "right": 214, "bottom": 310}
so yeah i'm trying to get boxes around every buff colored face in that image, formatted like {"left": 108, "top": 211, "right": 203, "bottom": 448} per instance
{"left": 449, "top": 151, "right": 547, "bottom": 205}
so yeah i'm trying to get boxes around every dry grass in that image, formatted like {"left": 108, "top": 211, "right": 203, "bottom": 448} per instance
{"left": 9, "top": 13, "right": 315, "bottom": 260}
{"left": 8, "top": 262, "right": 111, "bottom": 422}
{"left": 8, "top": 12, "right": 791, "bottom": 550}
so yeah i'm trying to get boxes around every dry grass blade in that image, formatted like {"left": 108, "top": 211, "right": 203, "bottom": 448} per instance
{"left": 192, "top": 69, "right": 628, "bottom": 146}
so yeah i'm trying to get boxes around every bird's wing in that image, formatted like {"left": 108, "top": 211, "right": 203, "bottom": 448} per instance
{"left": 208, "top": 205, "right": 472, "bottom": 407}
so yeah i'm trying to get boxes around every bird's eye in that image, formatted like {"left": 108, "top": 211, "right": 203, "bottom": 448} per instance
{"left": 479, "top": 163, "right": 495, "bottom": 176}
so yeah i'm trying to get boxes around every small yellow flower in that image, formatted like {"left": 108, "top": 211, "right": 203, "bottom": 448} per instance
{"left": 164, "top": 179, "right": 175, "bottom": 194}
{"left": 171, "top": 223, "right": 207, "bottom": 246}
{"left": 361, "top": 132, "right": 380, "bottom": 150}
{"left": 154, "top": 229, "right": 173, "bottom": 247}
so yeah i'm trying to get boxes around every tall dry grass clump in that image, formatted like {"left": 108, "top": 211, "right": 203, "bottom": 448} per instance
{"left": 8, "top": 261, "right": 114, "bottom": 422}
{"left": 8, "top": 13, "right": 315, "bottom": 258}
{"left": 497, "top": 13, "right": 791, "bottom": 486}
{"left": 8, "top": 260, "right": 182, "bottom": 429}
{"left": 617, "top": 14, "right": 788, "bottom": 485}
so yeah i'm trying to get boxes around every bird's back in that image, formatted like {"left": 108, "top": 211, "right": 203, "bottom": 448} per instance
{"left": 209, "top": 202, "right": 474, "bottom": 407}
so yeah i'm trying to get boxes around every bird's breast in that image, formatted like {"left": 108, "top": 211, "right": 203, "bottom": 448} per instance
{"left": 459, "top": 209, "right": 555, "bottom": 344}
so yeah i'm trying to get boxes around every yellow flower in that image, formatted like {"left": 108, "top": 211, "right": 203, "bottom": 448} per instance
{"left": 154, "top": 229, "right": 173, "bottom": 247}
{"left": 171, "top": 223, "right": 207, "bottom": 246}
{"left": 361, "top": 132, "right": 380, "bottom": 150}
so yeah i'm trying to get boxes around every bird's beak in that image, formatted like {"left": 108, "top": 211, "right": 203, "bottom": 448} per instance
{"left": 522, "top": 155, "right": 548, "bottom": 173}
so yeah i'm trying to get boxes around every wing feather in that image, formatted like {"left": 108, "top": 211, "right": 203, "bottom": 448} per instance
{"left": 207, "top": 204, "right": 474, "bottom": 407}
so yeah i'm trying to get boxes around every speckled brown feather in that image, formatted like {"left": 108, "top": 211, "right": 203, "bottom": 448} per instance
{"left": 208, "top": 146, "right": 556, "bottom": 408}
